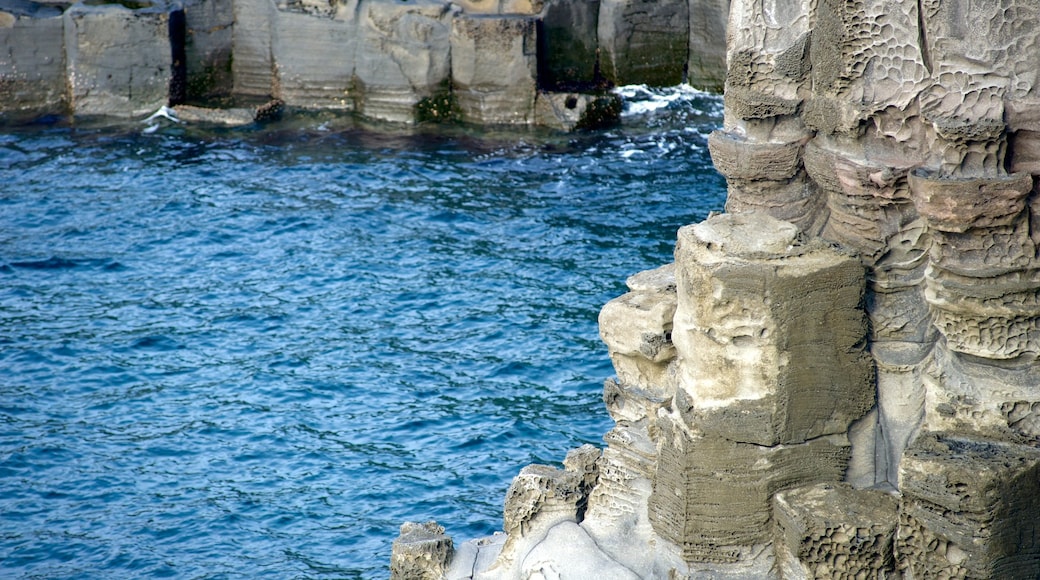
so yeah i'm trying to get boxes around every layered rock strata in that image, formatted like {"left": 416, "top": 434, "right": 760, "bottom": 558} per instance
{"left": 0, "top": 0, "right": 730, "bottom": 126}
{"left": 397, "top": 0, "right": 1040, "bottom": 578}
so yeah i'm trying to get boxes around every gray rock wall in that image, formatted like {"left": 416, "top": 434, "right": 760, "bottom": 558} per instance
{"left": 0, "top": 0, "right": 731, "bottom": 125}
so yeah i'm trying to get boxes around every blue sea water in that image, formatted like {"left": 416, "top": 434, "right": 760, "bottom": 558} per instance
{"left": 0, "top": 86, "right": 726, "bottom": 579}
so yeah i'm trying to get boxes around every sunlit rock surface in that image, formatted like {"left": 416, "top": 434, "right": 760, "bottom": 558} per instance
{"left": 0, "top": 0, "right": 732, "bottom": 125}
{"left": 398, "top": 0, "right": 1040, "bottom": 577}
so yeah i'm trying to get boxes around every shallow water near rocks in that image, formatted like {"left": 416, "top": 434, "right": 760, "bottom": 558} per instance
{"left": 0, "top": 87, "right": 725, "bottom": 579}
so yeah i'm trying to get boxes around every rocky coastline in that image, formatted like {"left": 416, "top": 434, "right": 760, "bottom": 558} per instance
{"left": 0, "top": 0, "right": 728, "bottom": 130}
{"left": 7, "top": 0, "right": 1040, "bottom": 577}
{"left": 392, "top": 0, "right": 1040, "bottom": 578}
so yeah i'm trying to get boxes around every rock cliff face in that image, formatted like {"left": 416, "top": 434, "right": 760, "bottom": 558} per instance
{"left": 0, "top": 0, "right": 729, "bottom": 127}
{"left": 394, "top": 0, "right": 1040, "bottom": 578}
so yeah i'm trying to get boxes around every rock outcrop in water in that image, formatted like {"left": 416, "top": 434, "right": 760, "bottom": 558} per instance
{"left": 394, "top": 0, "right": 1040, "bottom": 577}
{"left": 0, "top": 0, "right": 730, "bottom": 127}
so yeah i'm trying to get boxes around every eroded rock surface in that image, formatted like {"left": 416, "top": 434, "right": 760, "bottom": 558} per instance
{"left": 399, "top": 0, "right": 1040, "bottom": 578}
{"left": 1, "top": 0, "right": 733, "bottom": 125}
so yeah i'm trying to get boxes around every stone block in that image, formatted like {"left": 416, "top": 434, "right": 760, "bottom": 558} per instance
{"left": 64, "top": 0, "right": 175, "bottom": 117}
{"left": 0, "top": 0, "right": 66, "bottom": 122}
{"left": 538, "top": 0, "right": 600, "bottom": 90}
{"left": 598, "top": 287, "right": 676, "bottom": 393}
{"left": 533, "top": 91, "right": 621, "bottom": 131}
{"left": 909, "top": 171, "right": 1033, "bottom": 234}
{"left": 686, "top": 0, "right": 728, "bottom": 92}
{"left": 597, "top": 0, "right": 688, "bottom": 87}
{"left": 773, "top": 483, "right": 898, "bottom": 579}
{"left": 271, "top": 7, "right": 358, "bottom": 110}
{"left": 648, "top": 417, "right": 852, "bottom": 563}
{"left": 182, "top": 0, "right": 234, "bottom": 101}
{"left": 353, "top": 0, "right": 454, "bottom": 123}
{"left": 450, "top": 14, "right": 537, "bottom": 125}
{"left": 671, "top": 212, "right": 874, "bottom": 446}
{"left": 897, "top": 433, "right": 1040, "bottom": 578}
{"left": 390, "top": 521, "right": 455, "bottom": 580}
{"left": 232, "top": 0, "right": 275, "bottom": 97}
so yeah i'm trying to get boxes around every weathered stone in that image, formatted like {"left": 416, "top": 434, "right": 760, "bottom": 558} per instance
{"left": 909, "top": 171, "right": 1033, "bottom": 234}
{"left": 672, "top": 212, "right": 874, "bottom": 446}
{"left": 922, "top": 342, "right": 1040, "bottom": 446}
{"left": 353, "top": 0, "right": 454, "bottom": 123}
{"left": 487, "top": 463, "right": 583, "bottom": 574}
{"left": 533, "top": 91, "right": 621, "bottom": 132}
{"left": 598, "top": 287, "right": 676, "bottom": 392}
{"left": 597, "top": 0, "right": 688, "bottom": 87}
{"left": 271, "top": 6, "right": 357, "bottom": 110}
{"left": 0, "top": 0, "right": 66, "bottom": 122}
{"left": 563, "top": 443, "right": 600, "bottom": 522}
{"left": 390, "top": 521, "right": 455, "bottom": 580}
{"left": 450, "top": 14, "right": 537, "bottom": 125}
{"left": 231, "top": 0, "right": 275, "bottom": 97}
{"left": 64, "top": 0, "right": 175, "bottom": 117}
{"left": 648, "top": 417, "right": 852, "bottom": 563}
{"left": 897, "top": 433, "right": 1040, "bottom": 579}
{"left": 773, "top": 482, "right": 899, "bottom": 579}
{"left": 708, "top": 130, "right": 807, "bottom": 182}
{"left": 182, "top": 0, "right": 234, "bottom": 101}
{"left": 686, "top": 0, "right": 728, "bottom": 91}
{"left": 538, "top": 0, "right": 600, "bottom": 90}
{"left": 804, "top": 0, "right": 927, "bottom": 135}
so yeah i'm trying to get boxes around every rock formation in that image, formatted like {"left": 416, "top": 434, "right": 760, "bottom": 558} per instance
{"left": 394, "top": 0, "right": 1040, "bottom": 578}
{"left": 0, "top": 0, "right": 730, "bottom": 127}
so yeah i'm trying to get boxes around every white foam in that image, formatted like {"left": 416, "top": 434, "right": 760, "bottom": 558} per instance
{"left": 615, "top": 84, "right": 718, "bottom": 118}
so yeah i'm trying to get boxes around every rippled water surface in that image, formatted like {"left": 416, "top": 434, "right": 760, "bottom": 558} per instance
{"left": 0, "top": 87, "right": 725, "bottom": 578}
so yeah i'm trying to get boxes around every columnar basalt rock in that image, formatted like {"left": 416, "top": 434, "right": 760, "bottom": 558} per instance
{"left": 450, "top": 14, "right": 538, "bottom": 125}
{"left": 0, "top": 0, "right": 66, "bottom": 122}
{"left": 2, "top": 0, "right": 734, "bottom": 126}
{"left": 896, "top": 433, "right": 1040, "bottom": 578}
{"left": 597, "top": 0, "right": 689, "bottom": 87}
{"left": 64, "top": 1, "right": 177, "bottom": 117}
{"left": 773, "top": 483, "right": 899, "bottom": 579}
{"left": 401, "top": 0, "right": 1040, "bottom": 578}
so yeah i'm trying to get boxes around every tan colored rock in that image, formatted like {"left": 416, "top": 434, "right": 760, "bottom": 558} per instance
{"left": 271, "top": 8, "right": 358, "bottom": 110}
{"left": 390, "top": 521, "right": 455, "bottom": 580}
{"left": 354, "top": 0, "right": 454, "bottom": 123}
{"left": 232, "top": 0, "right": 276, "bottom": 97}
{"left": 897, "top": 433, "right": 1040, "bottom": 579}
{"left": 773, "top": 482, "right": 899, "bottom": 579}
{"left": 672, "top": 212, "right": 874, "bottom": 446}
{"left": 598, "top": 288, "right": 676, "bottom": 393}
{"left": 450, "top": 14, "right": 537, "bottom": 125}
{"left": 648, "top": 417, "right": 852, "bottom": 564}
